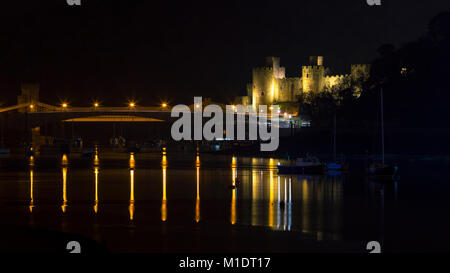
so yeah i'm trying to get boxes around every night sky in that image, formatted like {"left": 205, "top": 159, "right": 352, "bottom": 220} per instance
{"left": 0, "top": 0, "right": 449, "bottom": 106}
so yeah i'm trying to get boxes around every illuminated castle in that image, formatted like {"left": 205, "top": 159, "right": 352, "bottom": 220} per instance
{"left": 236, "top": 56, "right": 370, "bottom": 108}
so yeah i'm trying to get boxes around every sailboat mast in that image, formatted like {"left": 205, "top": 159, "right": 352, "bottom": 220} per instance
{"left": 381, "top": 87, "right": 385, "bottom": 166}
{"left": 333, "top": 113, "right": 336, "bottom": 162}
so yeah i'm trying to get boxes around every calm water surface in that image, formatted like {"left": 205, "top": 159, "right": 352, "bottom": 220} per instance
{"left": 0, "top": 152, "right": 449, "bottom": 252}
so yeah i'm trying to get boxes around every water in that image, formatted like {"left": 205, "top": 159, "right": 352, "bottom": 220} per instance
{"left": 0, "top": 152, "right": 449, "bottom": 252}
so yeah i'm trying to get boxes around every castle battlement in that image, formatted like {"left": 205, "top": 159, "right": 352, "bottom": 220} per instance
{"left": 302, "top": 66, "right": 325, "bottom": 71}
{"left": 253, "top": 67, "right": 274, "bottom": 72}
{"left": 324, "top": 74, "right": 348, "bottom": 79}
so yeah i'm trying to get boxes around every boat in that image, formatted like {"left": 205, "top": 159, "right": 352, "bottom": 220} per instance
{"left": 326, "top": 152, "right": 348, "bottom": 172}
{"left": 368, "top": 87, "right": 399, "bottom": 181}
{"left": 277, "top": 156, "right": 324, "bottom": 174}
{"left": 326, "top": 161, "right": 348, "bottom": 171}
{"left": 326, "top": 170, "right": 343, "bottom": 176}
{"left": 369, "top": 162, "right": 398, "bottom": 175}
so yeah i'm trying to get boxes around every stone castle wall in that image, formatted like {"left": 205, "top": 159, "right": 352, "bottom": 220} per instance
{"left": 277, "top": 77, "right": 302, "bottom": 102}
{"left": 252, "top": 67, "right": 275, "bottom": 107}
{"left": 243, "top": 57, "right": 370, "bottom": 108}
{"left": 302, "top": 65, "right": 325, "bottom": 94}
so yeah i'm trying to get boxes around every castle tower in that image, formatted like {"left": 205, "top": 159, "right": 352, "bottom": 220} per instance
{"left": 252, "top": 67, "right": 274, "bottom": 107}
{"left": 302, "top": 56, "right": 325, "bottom": 94}
{"left": 309, "top": 56, "right": 323, "bottom": 66}
{"left": 252, "top": 57, "right": 285, "bottom": 108}
{"left": 265, "top": 56, "right": 285, "bottom": 79}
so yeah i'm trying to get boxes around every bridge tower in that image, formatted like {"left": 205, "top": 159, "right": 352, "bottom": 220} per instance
{"left": 17, "top": 83, "right": 39, "bottom": 113}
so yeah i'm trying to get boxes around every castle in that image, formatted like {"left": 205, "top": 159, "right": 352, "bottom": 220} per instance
{"left": 236, "top": 56, "right": 370, "bottom": 109}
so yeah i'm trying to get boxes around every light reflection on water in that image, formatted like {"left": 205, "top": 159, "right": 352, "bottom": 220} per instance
{"left": 238, "top": 158, "right": 343, "bottom": 240}
{"left": 9, "top": 152, "right": 345, "bottom": 240}
{"left": 5, "top": 153, "right": 450, "bottom": 251}
{"left": 195, "top": 155, "right": 200, "bottom": 223}
{"left": 61, "top": 166, "right": 68, "bottom": 213}
{"left": 161, "top": 153, "right": 167, "bottom": 222}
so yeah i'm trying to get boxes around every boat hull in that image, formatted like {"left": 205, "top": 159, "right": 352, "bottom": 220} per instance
{"left": 326, "top": 162, "right": 348, "bottom": 171}
{"left": 368, "top": 164, "right": 399, "bottom": 182}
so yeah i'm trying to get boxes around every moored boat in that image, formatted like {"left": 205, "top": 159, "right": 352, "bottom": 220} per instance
{"left": 368, "top": 87, "right": 400, "bottom": 182}
{"left": 368, "top": 162, "right": 399, "bottom": 181}
{"left": 326, "top": 161, "right": 348, "bottom": 171}
{"left": 325, "top": 114, "right": 348, "bottom": 172}
{"left": 277, "top": 156, "right": 324, "bottom": 174}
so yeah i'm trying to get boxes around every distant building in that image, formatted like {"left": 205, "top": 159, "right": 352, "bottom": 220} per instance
{"left": 235, "top": 56, "right": 370, "bottom": 109}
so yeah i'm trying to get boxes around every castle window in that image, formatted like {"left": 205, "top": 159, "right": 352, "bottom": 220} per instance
{"left": 261, "top": 91, "right": 265, "bottom": 96}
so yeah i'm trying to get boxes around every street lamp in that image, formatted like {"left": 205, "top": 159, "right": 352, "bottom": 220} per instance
{"left": 94, "top": 102, "right": 99, "bottom": 108}
{"left": 62, "top": 103, "right": 68, "bottom": 108}
{"left": 129, "top": 102, "right": 135, "bottom": 108}
{"left": 161, "top": 103, "right": 167, "bottom": 108}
